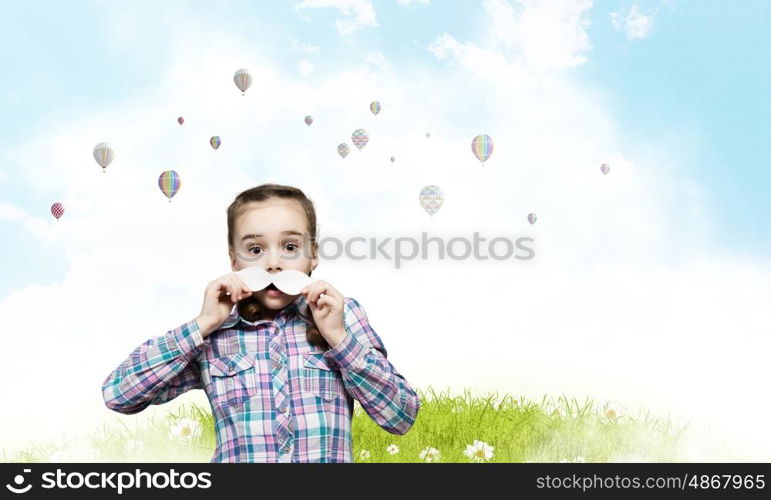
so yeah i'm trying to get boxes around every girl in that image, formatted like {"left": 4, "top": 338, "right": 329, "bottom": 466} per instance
{"left": 102, "top": 183, "right": 421, "bottom": 462}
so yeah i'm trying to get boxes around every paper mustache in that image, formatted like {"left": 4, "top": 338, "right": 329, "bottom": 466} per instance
{"left": 235, "top": 267, "right": 314, "bottom": 295}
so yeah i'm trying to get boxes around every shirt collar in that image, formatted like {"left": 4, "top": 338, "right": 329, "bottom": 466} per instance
{"left": 219, "top": 293, "right": 308, "bottom": 330}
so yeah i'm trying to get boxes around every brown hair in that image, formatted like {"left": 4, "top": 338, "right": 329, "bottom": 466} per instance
{"left": 227, "top": 183, "right": 329, "bottom": 351}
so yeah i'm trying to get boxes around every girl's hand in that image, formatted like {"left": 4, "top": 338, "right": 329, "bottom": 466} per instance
{"left": 300, "top": 280, "right": 348, "bottom": 348}
{"left": 196, "top": 273, "right": 252, "bottom": 338}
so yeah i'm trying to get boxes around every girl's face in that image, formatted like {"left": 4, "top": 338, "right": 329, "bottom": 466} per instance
{"left": 229, "top": 198, "right": 318, "bottom": 311}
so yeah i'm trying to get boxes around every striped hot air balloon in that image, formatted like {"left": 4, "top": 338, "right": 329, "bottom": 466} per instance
{"left": 93, "top": 142, "right": 114, "bottom": 173}
{"left": 419, "top": 185, "right": 444, "bottom": 216}
{"left": 351, "top": 129, "right": 369, "bottom": 151}
{"left": 210, "top": 136, "right": 221, "bottom": 151}
{"left": 600, "top": 163, "right": 610, "bottom": 175}
{"left": 471, "top": 134, "right": 493, "bottom": 164}
{"left": 304, "top": 115, "right": 313, "bottom": 126}
{"left": 528, "top": 213, "right": 537, "bottom": 225}
{"left": 158, "top": 170, "right": 181, "bottom": 202}
{"left": 50, "top": 202, "right": 65, "bottom": 220}
{"left": 370, "top": 101, "right": 381, "bottom": 115}
{"left": 177, "top": 116, "right": 184, "bottom": 125}
{"left": 234, "top": 68, "right": 252, "bottom": 95}
{"left": 337, "top": 143, "right": 350, "bottom": 158}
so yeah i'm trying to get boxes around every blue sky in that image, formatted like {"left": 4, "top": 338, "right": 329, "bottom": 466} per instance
{"left": 1, "top": 0, "right": 769, "bottom": 299}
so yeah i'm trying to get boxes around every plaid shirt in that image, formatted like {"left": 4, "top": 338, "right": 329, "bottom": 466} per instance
{"left": 102, "top": 294, "right": 421, "bottom": 462}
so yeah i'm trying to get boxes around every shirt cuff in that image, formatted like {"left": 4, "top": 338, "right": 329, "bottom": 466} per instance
{"left": 171, "top": 319, "right": 205, "bottom": 359}
{"left": 323, "top": 330, "right": 365, "bottom": 371}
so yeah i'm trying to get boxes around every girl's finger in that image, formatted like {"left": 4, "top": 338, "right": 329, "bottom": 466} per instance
{"left": 302, "top": 279, "right": 322, "bottom": 296}
{"left": 310, "top": 283, "right": 326, "bottom": 302}
{"left": 320, "top": 283, "right": 339, "bottom": 299}
{"left": 233, "top": 274, "right": 250, "bottom": 292}
{"left": 216, "top": 280, "right": 230, "bottom": 300}
{"left": 226, "top": 284, "right": 238, "bottom": 302}
{"left": 303, "top": 284, "right": 317, "bottom": 301}
{"left": 226, "top": 277, "right": 242, "bottom": 301}
{"left": 316, "top": 295, "right": 333, "bottom": 310}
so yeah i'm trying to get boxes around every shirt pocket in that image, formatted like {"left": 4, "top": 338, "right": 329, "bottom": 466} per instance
{"left": 208, "top": 351, "right": 261, "bottom": 408}
{"left": 303, "top": 352, "right": 344, "bottom": 402}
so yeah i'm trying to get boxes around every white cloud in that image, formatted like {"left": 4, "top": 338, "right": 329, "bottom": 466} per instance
{"left": 0, "top": 171, "right": 8, "bottom": 182}
{"left": 1, "top": 1, "right": 769, "bottom": 462}
{"left": 298, "top": 60, "right": 314, "bottom": 77}
{"left": 480, "top": 0, "right": 593, "bottom": 71}
{"left": 397, "top": 0, "right": 429, "bottom": 5}
{"left": 611, "top": 4, "right": 653, "bottom": 40}
{"left": 295, "top": 0, "right": 378, "bottom": 36}
{"left": 0, "top": 201, "right": 26, "bottom": 221}
{"left": 0, "top": 201, "right": 69, "bottom": 242}
{"left": 364, "top": 50, "right": 389, "bottom": 69}
{"left": 290, "top": 38, "right": 321, "bottom": 55}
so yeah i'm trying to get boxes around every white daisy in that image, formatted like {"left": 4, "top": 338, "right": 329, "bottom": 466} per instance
{"left": 168, "top": 417, "right": 202, "bottom": 443}
{"left": 357, "top": 449, "right": 371, "bottom": 461}
{"left": 463, "top": 440, "right": 495, "bottom": 462}
{"left": 419, "top": 447, "right": 441, "bottom": 463}
{"left": 605, "top": 400, "right": 627, "bottom": 420}
{"left": 386, "top": 444, "right": 400, "bottom": 455}
{"left": 450, "top": 404, "right": 464, "bottom": 414}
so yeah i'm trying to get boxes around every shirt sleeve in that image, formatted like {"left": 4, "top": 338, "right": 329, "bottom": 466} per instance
{"left": 102, "top": 318, "right": 206, "bottom": 415}
{"left": 322, "top": 297, "right": 421, "bottom": 435}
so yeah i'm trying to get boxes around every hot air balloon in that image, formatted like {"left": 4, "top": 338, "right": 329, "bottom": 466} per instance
{"left": 304, "top": 115, "right": 313, "bottom": 126}
{"left": 527, "top": 213, "right": 537, "bottom": 225}
{"left": 370, "top": 101, "right": 381, "bottom": 115}
{"left": 210, "top": 136, "right": 221, "bottom": 151}
{"left": 158, "top": 170, "right": 181, "bottom": 202}
{"left": 352, "top": 129, "right": 369, "bottom": 151}
{"left": 471, "top": 134, "right": 493, "bottom": 164}
{"left": 419, "top": 185, "right": 444, "bottom": 216}
{"left": 93, "top": 142, "right": 114, "bottom": 173}
{"left": 600, "top": 163, "right": 610, "bottom": 175}
{"left": 426, "top": 132, "right": 431, "bottom": 138}
{"left": 234, "top": 68, "right": 252, "bottom": 95}
{"left": 177, "top": 116, "right": 184, "bottom": 125}
{"left": 50, "top": 202, "right": 64, "bottom": 220}
{"left": 337, "top": 143, "right": 350, "bottom": 158}
{"left": 390, "top": 156, "right": 396, "bottom": 163}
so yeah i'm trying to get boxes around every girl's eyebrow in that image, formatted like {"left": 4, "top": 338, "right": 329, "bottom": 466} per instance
{"left": 241, "top": 230, "right": 303, "bottom": 242}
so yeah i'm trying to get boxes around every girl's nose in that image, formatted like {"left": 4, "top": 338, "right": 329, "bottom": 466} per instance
{"left": 265, "top": 259, "right": 283, "bottom": 272}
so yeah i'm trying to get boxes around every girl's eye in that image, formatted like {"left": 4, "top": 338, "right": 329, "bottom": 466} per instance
{"left": 248, "top": 246, "right": 262, "bottom": 255}
{"left": 285, "top": 243, "right": 298, "bottom": 251}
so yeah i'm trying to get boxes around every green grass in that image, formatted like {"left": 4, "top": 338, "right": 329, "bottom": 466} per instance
{"left": 0, "top": 387, "right": 691, "bottom": 463}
